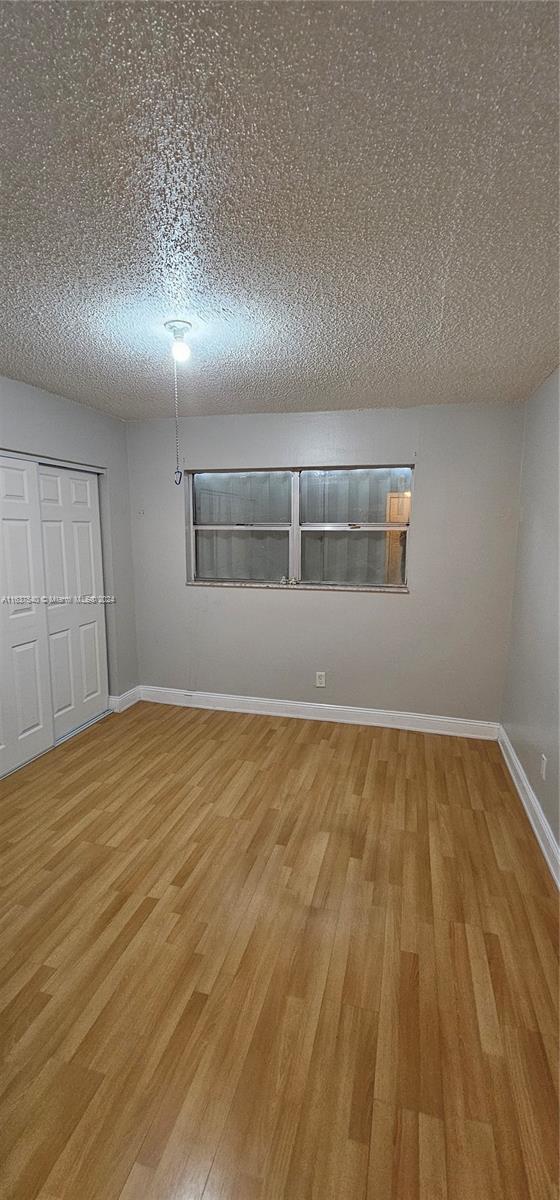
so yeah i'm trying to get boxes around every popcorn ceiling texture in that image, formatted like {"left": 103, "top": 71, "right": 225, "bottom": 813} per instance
{"left": 0, "top": 1, "right": 558, "bottom": 419}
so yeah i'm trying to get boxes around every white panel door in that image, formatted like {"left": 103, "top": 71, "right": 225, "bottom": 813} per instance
{"left": 39, "top": 467, "right": 109, "bottom": 740}
{"left": 0, "top": 456, "right": 54, "bottom": 775}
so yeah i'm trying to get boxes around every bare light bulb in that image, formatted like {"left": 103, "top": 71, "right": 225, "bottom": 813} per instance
{"left": 165, "top": 319, "right": 192, "bottom": 363}
{"left": 171, "top": 337, "right": 191, "bottom": 363}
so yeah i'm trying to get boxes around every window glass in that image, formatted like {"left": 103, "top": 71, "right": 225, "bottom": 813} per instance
{"left": 195, "top": 530, "right": 289, "bottom": 582}
{"left": 300, "top": 468, "right": 412, "bottom": 524}
{"left": 194, "top": 472, "right": 291, "bottom": 525}
{"left": 189, "top": 466, "right": 412, "bottom": 588}
{"left": 301, "top": 530, "right": 407, "bottom": 587}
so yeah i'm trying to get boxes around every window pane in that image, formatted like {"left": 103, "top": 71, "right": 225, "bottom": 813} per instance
{"left": 300, "top": 467, "right": 412, "bottom": 524}
{"left": 301, "top": 531, "right": 407, "bottom": 587}
{"left": 194, "top": 471, "right": 291, "bottom": 524}
{"left": 195, "top": 530, "right": 289, "bottom": 581}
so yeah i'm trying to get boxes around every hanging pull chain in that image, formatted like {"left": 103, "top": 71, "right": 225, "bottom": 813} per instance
{"left": 173, "top": 359, "right": 182, "bottom": 485}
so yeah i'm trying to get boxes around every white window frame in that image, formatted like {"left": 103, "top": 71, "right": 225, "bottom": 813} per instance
{"left": 185, "top": 466, "right": 414, "bottom": 592}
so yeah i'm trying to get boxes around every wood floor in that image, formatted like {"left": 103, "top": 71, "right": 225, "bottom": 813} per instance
{"left": 0, "top": 702, "right": 557, "bottom": 1200}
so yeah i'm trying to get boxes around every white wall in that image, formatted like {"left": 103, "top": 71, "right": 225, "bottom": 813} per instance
{"left": 127, "top": 401, "right": 524, "bottom": 721}
{"left": 0, "top": 378, "right": 138, "bottom": 694}
{"left": 502, "top": 370, "right": 559, "bottom": 840}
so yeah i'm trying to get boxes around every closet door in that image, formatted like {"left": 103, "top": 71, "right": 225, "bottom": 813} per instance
{"left": 39, "top": 467, "right": 109, "bottom": 740}
{"left": 0, "top": 456, "right": 54, "bottom": 775}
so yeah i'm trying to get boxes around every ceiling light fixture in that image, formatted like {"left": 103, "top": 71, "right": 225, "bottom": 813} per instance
{"left": 164, "top": 320, "right": 192, "bottom": 485}
{"left": 164, "top": 319, "right": 192, "bottom": 363}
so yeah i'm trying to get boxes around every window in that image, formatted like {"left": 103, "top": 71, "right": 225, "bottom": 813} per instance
{"left": 187, "top": 466, "right": 413, "bottom": 590}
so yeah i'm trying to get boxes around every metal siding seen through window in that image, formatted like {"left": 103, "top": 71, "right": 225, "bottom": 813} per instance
{"left": 195, "top": 529, "right": 289, "bottom": 582}
{"left": 300, "top": 467, "right": 413, "bottom": 524}
{"left": 301, "top": 530, "right": 407, "bottom": 587}
{"left": 189, "top": 467, "right": 413, "bottom": 589}
{"left": 194, "top": 471, "right": 291, "bottom": 525}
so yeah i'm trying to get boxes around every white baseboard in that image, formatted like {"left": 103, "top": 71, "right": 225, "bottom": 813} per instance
{"left": 134, "top": 685, "right": 499, "bottom": 740}
{"left": 109, "top": 687, "right": 142, "bottom": 713}
{"left": 498, "top": 727, "right": 560, "bottom": 887}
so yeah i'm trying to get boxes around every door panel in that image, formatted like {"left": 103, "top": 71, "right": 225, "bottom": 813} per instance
{"left": 0, "top": 457, "right": 54, "bottom": 775}
{"left": 73, "top": 521, "right": 95, "bottom": 594}
{"left": 49, "top": 629, "right": 74, "bottom": 716}
{"left": 39, "top": 472, "right": 61, "bottom": 505}
{"left": 1, "top": 463, "right": 29, "bottom": 503}
{"left": 13, "top": 640, "right": 43, "bottom": 736}
{"left": 42, "top": 521, "right": 68, "bottom": 596}
{"left": 79, "top": 622, "right": 101, "bottom": 701}
{"left": 70, "top": 476, "right": 91, "bottom": 506}
{"left": 39, "top": 467, "right": 108, "bottom": 739}
{"left": 3, "top": 519, "right": 34, "bottom": 610}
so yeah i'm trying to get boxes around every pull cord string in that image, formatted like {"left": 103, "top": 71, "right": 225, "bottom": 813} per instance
{"left": 173, "top": 358, "right": 182, "bottom": 484}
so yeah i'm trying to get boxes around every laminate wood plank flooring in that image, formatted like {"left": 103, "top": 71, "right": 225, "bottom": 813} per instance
{"left": 0, "top": 702, "right": 557, "bottom": 1199}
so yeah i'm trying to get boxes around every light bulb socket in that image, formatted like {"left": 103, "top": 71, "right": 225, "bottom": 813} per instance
{"left": 164, "top": 319, "right": 192, "bottom": 337}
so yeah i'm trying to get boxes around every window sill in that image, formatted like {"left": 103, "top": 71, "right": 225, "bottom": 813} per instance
{"left": 186, "top": 580, "right": 409, "bottom": 594}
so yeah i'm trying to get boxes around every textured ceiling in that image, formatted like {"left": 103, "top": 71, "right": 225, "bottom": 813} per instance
{"left": 1, "top": 2, "right": 558, "bottom": 419}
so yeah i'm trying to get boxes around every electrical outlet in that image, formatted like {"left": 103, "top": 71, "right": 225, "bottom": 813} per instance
{"left": 540, "top": 754, "right": 547, "bottom": 781}
{"left": 315, "top": 671, "right": 326, "bottom": 688}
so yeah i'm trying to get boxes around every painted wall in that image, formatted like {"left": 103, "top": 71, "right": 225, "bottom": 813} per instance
{"left": 0, "top": 377, "right": 138, "bottom": 694}
{"left": 127, "top": 402, "right": 524, "bottom": 722}
{"left": 502, "top": 370, "right": 559, "bottom": 840}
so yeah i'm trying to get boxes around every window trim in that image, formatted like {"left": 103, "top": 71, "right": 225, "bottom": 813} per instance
{"left": 185, "top": 465, "right": 414, "bottom": 592}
